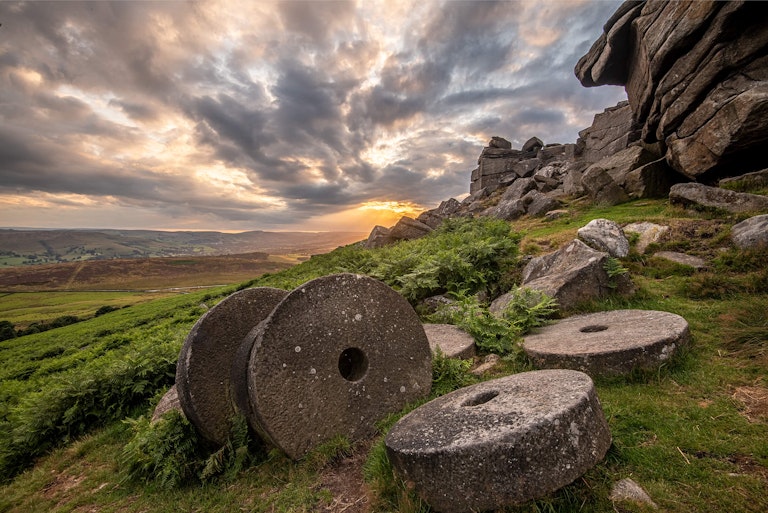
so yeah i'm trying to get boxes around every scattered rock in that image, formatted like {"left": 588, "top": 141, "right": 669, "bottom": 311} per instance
{"left": 719, "top": 168, "right": 768, "bottom": 191}
{"left": 581, "top": 166, "right": 630, "bottom": 206}
{"left": 176, "top": 287, "right": 287, "bottom": 445}
{"left": 523, "top": 190, "right": 561, "bottom": 217}
{"left": 385, "top": 370, "right": 612, "bottom": 513}
{"left": 731, "top": 214, "right": 768, "bottom": 250}
{"left": 577, "top": 218, "right": 630, "bottom": 258}
{"left": 489, "top": 136, "right": 512, "bottom": 149}
{"left": 623, "top": 221, "right": 669, "bottom": 254}
{"left": 522, "top": 136, "right": 544, "bottom": 153}
{"left": 470, "top": 354, "right": 501, "bottom": 376}
{"left": 423, "top": 324, "right": 476, "bottom": 360}
{"left": 653, "top": 251, "right": 707, "bottom": 270}
{"left": 244, "top": 274, "right": 432, "bottom": 460}
{"left": 389, "top": 216, "right": 433, "bottom": 242}
{"left": 545, "top": 209, "right": 569, "bottom": 221}
{"left": 364, "top": 225, "right": 392, "bottom": 249}
{"left": 521, "top": 239, "right": 633, "bottom": 310}
{"left": 523, "top": 310, "right": 690, "bottom": 376}
{"left": 669, "top": 183, "right": 768, "bottom": 214}
{"left": 610, "top": 478, "right": 658, "bottom": 509}
{"left": 418, "top": 294, "right": 457, "bottom": 315}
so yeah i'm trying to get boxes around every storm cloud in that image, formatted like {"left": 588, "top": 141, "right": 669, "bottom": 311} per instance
{"left": 0, "top": 0, "right": 626, "bottom": 231}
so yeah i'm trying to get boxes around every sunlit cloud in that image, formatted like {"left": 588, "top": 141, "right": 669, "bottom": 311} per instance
{"left": 0, "top": 0, "right": 626, "bottom": 232}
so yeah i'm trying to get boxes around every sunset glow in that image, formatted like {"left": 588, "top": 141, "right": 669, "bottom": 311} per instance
{"left": 0, "top": 0, "right": 626, "bottom": 233}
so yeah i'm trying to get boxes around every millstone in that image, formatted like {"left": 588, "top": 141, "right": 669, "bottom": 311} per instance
{"left": 523, "top": 309, "right": 689, "bottom": 376}
{"left": 385, "top": 369, "right": 611, "bottom": 512}
{"left": 423, "top": 324, "right": 476, "bottom": 359}
{"left": 246, "top": 273, "right": 432, "bottom": 460}
{"left": 176, "top": 287, "right": 288, "bottom": 445}
{"left": 151, "top": 384, "right": 182, "bottom": 423}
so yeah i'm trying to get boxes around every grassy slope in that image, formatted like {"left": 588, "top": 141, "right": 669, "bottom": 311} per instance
{"left": 0, "top": 199, "right": 767, "bottom": 512}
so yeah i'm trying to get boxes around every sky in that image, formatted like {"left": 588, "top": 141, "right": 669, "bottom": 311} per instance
{"left": 0, "top": 0, "right": 627, "bottom": 233}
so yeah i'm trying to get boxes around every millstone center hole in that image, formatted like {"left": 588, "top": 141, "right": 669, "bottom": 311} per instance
{"left": 338, "top": 347, "right": 368, "bottom": 382}
{"left": 461, "top": 390, "right": 499, "bottom": 407}
{"left": 580, "top": 324, "right": 609, "bottom": 333}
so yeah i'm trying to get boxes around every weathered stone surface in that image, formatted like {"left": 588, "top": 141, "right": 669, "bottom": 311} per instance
{"left": 436, "top": 198, "right": 461, "bottom": 216}
{"left": 523, "top": 310, "right": 690, "bottom": 376}
{"left": 669, "top": 183, "right": 768, "bottom": 214}
{"left": 385, "top": 370, "right": 611, "bottom": 512}
{"left": 423, "top": 324, "right": 476, "bottom": 360}
{"left": 523, "top": 190, "right": 561, "bottom": 217}
{"left": 537, "top": 144, "right": 568, "bottom": 162}
{"left": 522, "top": 136, "right": 544, "bottom": 153}
{"left": 622, "top": 157, "right": 683, "bottom": 198}
{"left": 151, "top": 385, "right": 183, "bottom": 423}
{"left": 581, "top": 166, "right": 630, "bottom": 206}
{"left": 653, "top": 251, "right": 707, "bottom": 270}
{"left": 482, "top": 197, "right": 525, "bottom": 221}
{"left": 364, "top": 225, "right": 392, "bottom": 249}
{"left": 246, "top": 274, "right": 432, "bottom": 460}
{"left": 545, "top": 209, "right": 570, "bottom": 221}
{"left": 176, "top": 287, "right": 288, "bottom": 445}
{"left": 623, "top": 221, "right": 669, "bottom": 254}
{"left": 577, "top": 101, "right": 639, "bottom": 165}
{"left": 389, "top": 216, "right": 433, "bottom": 241}
{"left": 513, "top": 158, "right": 540, "bottom": 178}
{"left": 731, "top": 214, "right": 768, "bottom": 250}
{"left": 577, "top": 218, "right": 629, "bottom": 258}
{"left": 720, "top": 168, "right": 768, "bottom": 191}
{"left": 489, "top": 136, "right": 512, "bottom": 149}
{"left": 610, "top": 478, "right": 658, "bottom": 509}
{"left": 501, "top": 177, "right": 537, "bottom": 202}
{"left": 576, "top": 0, "right": 768, "bottom": 181}
{"left": 522, "top": 239, "right": 633, "bottom": 309}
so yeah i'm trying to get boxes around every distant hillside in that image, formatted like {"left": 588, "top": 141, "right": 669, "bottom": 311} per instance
{"left": 0, "top": 229, "right": 366, "bottom": 266}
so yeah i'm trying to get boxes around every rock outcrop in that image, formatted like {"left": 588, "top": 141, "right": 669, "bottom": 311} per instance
{"left": 576, "top": 0, "right": 768, "bottom": 183}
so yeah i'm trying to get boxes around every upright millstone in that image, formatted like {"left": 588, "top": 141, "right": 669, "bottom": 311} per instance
{"left": 245, "top": 273, "right": 432, "bottom": 460}
{"left": 385, "top": 369, "right": 611, "bottom": 512}
{"left": 176, "top": 287, "right": 288, "bottom": 446}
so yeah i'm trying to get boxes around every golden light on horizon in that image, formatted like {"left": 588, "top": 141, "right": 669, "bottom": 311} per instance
{"left": 359, "top": 200, "right": 422, "bottom": 217}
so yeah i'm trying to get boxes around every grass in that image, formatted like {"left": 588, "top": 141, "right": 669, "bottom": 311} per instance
{"left": 0, "top": 203, "right": 766, "bottom": 512}
{"left": 0, "top": 291, "right": 176, "bottom": 329}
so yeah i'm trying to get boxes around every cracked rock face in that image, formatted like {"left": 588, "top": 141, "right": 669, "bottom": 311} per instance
{"left": 385, "top": 370, "right": 611, "bottom": 513}
{"left": 576, "top": 0, "right": 768, "bottom": 182}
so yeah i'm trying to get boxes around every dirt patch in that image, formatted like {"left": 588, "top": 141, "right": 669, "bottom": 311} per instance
{"left": 315, "top": 441, "right": 373, "bottom": 513}
{"left": 733, "top": 385, "right": 768, "bottom": 422}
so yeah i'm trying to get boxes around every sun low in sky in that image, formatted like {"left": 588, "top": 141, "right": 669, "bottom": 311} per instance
{"left": 0, "top": 0, "right": 625, "bottom": 233}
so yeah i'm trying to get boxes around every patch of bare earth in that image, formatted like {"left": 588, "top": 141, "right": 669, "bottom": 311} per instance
{"left": 315, "top": 441, "right": 373, "bottom": 513}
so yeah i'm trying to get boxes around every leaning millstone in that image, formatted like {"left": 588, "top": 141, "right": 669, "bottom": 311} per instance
{"left": 523, "top": 310, "right": 690, "bottom": 376}
{"left": 176, "top": 287, "right": 288, "bottom": 445}
{"left": 577, "top": 218, "right": 629, "bottom": 257}
{"left": 245, "top": 273, "right": 432, "bottom": 460}
{"left": 151, "top": 385, "right": 183, "bottom": 423}
{"left": 731, "top": 214, "right": 768, "bottom": 250}
{"left": 385, "top": 370, "right": 611, "bottom": 512}
{"left": 423, "top": 324, "right": 476, "bottom": 360}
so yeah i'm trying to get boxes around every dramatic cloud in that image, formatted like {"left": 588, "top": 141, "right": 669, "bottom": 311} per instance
{"left": 0, "top": 0, "right": 626, "bottom": 232}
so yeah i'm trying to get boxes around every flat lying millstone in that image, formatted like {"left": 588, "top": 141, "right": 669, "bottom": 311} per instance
{"left": 423, "top": 324, "right": 476, "bottom": 359}
{"left": 246, "top": 273, "right": 432, "bottom": 460}
{"left": 523, "top": 309, "right": 689, "bottom": 376}
{"left": 385, "top": 370, "right": 611, "bottom": 512}
{"left": 176, "top": 287, "right": 288, "bottom": 445}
